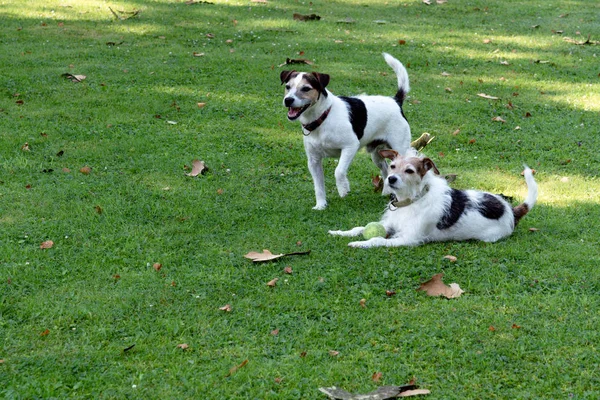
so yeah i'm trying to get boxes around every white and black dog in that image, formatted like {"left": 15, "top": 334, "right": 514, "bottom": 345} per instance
{"left": 281, "top": 53, "right": 411, "bottom": 210}
{"left": 329, "top": 149, "right": 538, "bottom": 247}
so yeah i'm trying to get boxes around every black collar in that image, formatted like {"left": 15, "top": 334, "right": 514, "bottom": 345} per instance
{"left": 302, "top": 106, "right": 332, "bottom": 133}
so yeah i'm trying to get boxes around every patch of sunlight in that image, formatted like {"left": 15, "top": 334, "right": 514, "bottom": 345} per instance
{"left": 445, "top": 169, "right": 600, "bottom": 207}
{"left": 3, "top": 0, "right": 128, "bottom": 21}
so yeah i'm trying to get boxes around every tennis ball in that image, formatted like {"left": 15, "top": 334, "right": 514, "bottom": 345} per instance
{"left": 362, "top": 222, "right": 386, "bottom": 239}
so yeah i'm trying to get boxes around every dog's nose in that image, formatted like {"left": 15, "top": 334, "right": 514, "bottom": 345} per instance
{"left": 284, "top": 97, "right": 294, "bottom": 107}
{"left": 388, "top": 175, "right": 398, "bottom": 185}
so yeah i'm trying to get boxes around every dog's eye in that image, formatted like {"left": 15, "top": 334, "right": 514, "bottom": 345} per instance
{"left": 390, "top": 164, "right": 396, "bottom": 170}
{"left": 405, "top": 169, "right": 415, "bottom": 174}
{"left": 285, "top": 84, "right": 291, "bottom": 90}
{"left": 301, "top": 86, "right": 312, "bottom": 92}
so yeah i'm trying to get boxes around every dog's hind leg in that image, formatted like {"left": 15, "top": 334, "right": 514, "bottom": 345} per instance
{"left": 329, "top": 227, "right": 364, "bottom": 237}
{"left": 334, "top": 145, "right": 360, "bottom": 197}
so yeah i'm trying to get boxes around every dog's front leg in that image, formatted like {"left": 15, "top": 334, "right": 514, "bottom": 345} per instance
{"left": 328, "top": 227, "right": 365, "bottom": 237}
{"left": 348, "top": 236, "right": 420, "bottom": 248}
{"left": 335, "top": 145, "right": 359, "bottom": 198}
{"left": 306, "top": 153, "right": 327, "bottom": 210}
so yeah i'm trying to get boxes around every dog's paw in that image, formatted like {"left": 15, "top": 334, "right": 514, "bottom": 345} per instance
{"left": 313, "top": 203, "right": 327, "bottom": 210}
{"left": 348, "top": 240, "right": 371, "bottom": 248}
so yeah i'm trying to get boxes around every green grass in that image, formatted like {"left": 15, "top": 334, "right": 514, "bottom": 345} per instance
{"left": 1, "top": 0, "right": 599, "bottom": 398}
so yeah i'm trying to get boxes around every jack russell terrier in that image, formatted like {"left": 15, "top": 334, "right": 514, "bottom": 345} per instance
{"left": 329, "top": 149, "right": 538, "bottom": 247}
{"left": 281, "top": 53, "right": 411, "bottom": 210}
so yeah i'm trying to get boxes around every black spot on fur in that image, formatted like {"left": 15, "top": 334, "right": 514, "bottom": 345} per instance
{"left": 394, "top": 88, "right": 408, "bottom": 122}
{"left": 437, "top": 189, "right": 469, "bottom": 230}
{"left": 477, "top": 194, "right": 506, "bottom": 220}
{"left": 340, "top": 96, "right": 367, "bottom": 139}
{"left": 366, "top": 139, "right": 390, "bottom": 153}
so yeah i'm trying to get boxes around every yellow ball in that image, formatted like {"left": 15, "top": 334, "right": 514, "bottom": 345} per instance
{"left": 363, "top": 222, "right": 386, "bottom": 239}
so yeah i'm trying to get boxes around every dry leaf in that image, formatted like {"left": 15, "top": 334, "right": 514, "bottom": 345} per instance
{"left": 177, "top": 343, "right": 189, "bottom": 350}
{"left": 477, "top": 93, "right": 499, "bottom": 100}
{"left": 512, "top": 324, "right": 522, "bottom": 329}
{"left": 219, "top": 304, "right": 232, "bottom": 312}
{"left": 226, "top": 359, "right": 248, "bottom": 377}
{"left": 192, "top": 52, "right": 205, "bottom": 57}
{"left": 283, "top": 266, "right": 293, "bottom": 274}
{"left": 492, "top": 116, "right": 506, "bottom": 123}
{"left": 489, "top": 326, "right": 496, "bottom": 331}
{"left": 21, "top": 142, "right": 30, "bottom": 151}
{"left": 267, "top": 277, "right": 279, "bottom": 287}
{"left": 94, "top": 205, "right": 103, "bottom": 215}
{"left": 40, "top": 329, "right": 50, "bottom": 336}
{"left": 386, "top": 290, "right": 396, "bottom": 297}
{"left": 79, "top": 166, "right": 91, "bottom": 174}
{"left": 270, "top": 329, "right": 279, "bottom": 335}
{"left": 243, "top": 249, "right": 310, "bottom": 262}
{"left": 153, "top": 263, "right": 162, "bottom": 271}
{"left": 441, "top": 71, "right": 451, "bottom": 76}
{"left": 452, "top": 129, "right": 460, "bottom": 136}
{"left": 359, "top": 298, "right": 367, "bottom": 308}
{"left": 416, "top": 273, "right": 464, "bottom": 299}
{"left": 372, "top": 372, "right": 383, "bottom": 383}
{"left": 62, "top": 73, "right": 86, "bottom": 83}
{"left": 245, "top": 249, "right": 284, "bottom": 262}
{"left": 443, "top": 255, "right": 457, "bottom": 262}
{"left": 186, "top": 159, "right": 207, "bottom": 177}
{"left": 197, "top": 102, "right": 206, "bottom": 108}
{"left": 399, "top": 389, "right": 431, "bottom": 397}
{"left": 529, "top": 227, "right": 539, "bottom": 232}
{"left": 40, "top": 240, "right": 54, "bottom": 249}
{"left": 328, "top": 350, "right": 340, "bottom": 357}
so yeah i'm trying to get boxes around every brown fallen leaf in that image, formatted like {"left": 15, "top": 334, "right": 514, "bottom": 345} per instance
{"left": 244, "top": 249, "right": 310, "bottom": 262}
{"left": 267, "top": 277, "right": 279, "bottom": 287}
{"left": 492, "top": 116, "right": 506, "bottom": 123}
{"left": 443, "top": 255, "right": 457, "bottom": 262}
{"left": 186, "top": 159, "right": 207, "bottom": 177}
{"left": 477, "top": 93, "right": 499, "bottom": 100}
{"left": 40, "top": 240, "right": 54, "bottom": 249}
{"left": 153, "top": 263, "right": 162, "bottom": 271}
{"left": 283, "top": 266, "right": 293, "bottom": 274}
{"left": 359, "top": 298, "right": 367, "bottom": 308}
{"left": 79, "top": 166, "right": 91, "bottom": 174}
{"left": 177, "top": 343, "right": 189, "bottom": 350}
{"left": 219, "top": 304, "right": 232, "bottom": 312}
{"left": 94, "top": 205, "right": 103, "bottom": 215}
{"left": 197, "top": 102, "right": 206, "bottom": 108}
{"left": 410, "top": 132, "right": 434, "bottom": 151}
{"left": 21, "top": 142, "right": 30, "bottom": 151}
{"left": 225, "top": 359, "right": 248, "bottom": 377}
{"left": 372, "top": 372, "right": 383, "bottom": 383}
{"left": 270, "top": 329, "right": 279, "bottom": 335}
{"left": 386, "top": 290, "right": 396, "bottom": 297}
{"left": 40, "top": 329, "right": 50, "bottom": 336}
{"left": 328, "top": 350, "right": 340, "bottom": 357}
{"left": 416, "top": 273, "right": 464, "bottom": 299}
{"left": 399, "top": 389, "right": 431, "bottom": 397}
{"left": 62, "top": 73, "right": 86, "bottom": 83}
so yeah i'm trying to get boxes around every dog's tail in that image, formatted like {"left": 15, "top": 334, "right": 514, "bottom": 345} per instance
{"left": 513, "top": 165, "right": 538, "bottom": 225}
{"left": 382, "top": 52, "right": 410, "bottom": 106}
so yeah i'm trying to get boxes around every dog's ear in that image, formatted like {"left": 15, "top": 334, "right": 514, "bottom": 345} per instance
{"left": 379, "top": 149, "right": 398, "bottom": 160}
{"left": 280, "top": 70, "right": 297, "bottom": 84}
{"left": 312, "top": 72, "right": 330, "bottom": 90}
{"left": 422, "top": 158, "right": 440, "bottom": 175}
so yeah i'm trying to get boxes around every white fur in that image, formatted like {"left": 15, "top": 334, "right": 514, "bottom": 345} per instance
{"left": 329, "top": 153, "right": 538, "bottom": 248}
{"left": 282, "top": 53, "right": 411, "bottom": 210}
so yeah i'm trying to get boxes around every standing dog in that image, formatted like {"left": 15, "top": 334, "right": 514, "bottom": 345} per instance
{"left": 329, "top": 150, "right": 538, "bottom": 247}
{"left": 281, "top": 53, "right": 411, "bottom": 210}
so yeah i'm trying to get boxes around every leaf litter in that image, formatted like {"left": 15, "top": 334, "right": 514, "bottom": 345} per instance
{"left": 416, "top": 273, "right": 464, "bottom": 299}
{"left": 244, "top": 249, "right": 310, "bottom": 262}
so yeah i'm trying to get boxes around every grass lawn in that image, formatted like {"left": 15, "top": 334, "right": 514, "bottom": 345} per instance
{"left": 1, "top": 0, "right": 599, "bottom": 398}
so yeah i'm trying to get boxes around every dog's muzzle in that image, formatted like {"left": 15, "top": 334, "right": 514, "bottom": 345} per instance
{"left": 284, "top": 97, "right": 310, "bottom": 120}
{"left": 387, "top": 175, "right": 399, "bottom": 188}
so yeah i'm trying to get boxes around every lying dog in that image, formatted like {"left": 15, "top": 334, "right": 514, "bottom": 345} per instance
{"left": 281, "top": 53, "right": 411, "bottom": 210}
{"left": 329, "top": 150, "right": 538, "bottom": 247}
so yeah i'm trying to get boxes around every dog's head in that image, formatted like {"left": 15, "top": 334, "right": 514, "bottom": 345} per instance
{"left": 379, "top": 149, "right": 440, "bottom": 198}
{"left": 280, "top": 70, "right": 330, "bottom": 120}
